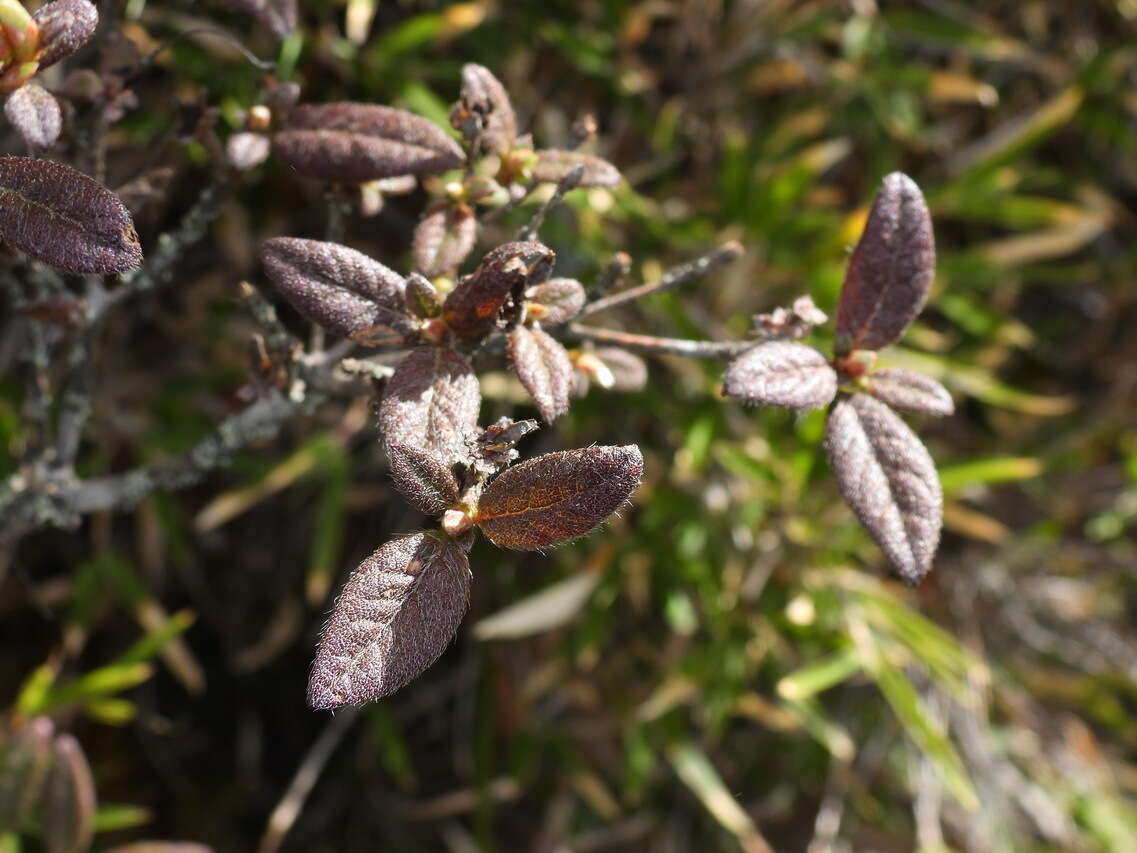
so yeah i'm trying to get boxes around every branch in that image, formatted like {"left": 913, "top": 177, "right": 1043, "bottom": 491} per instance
{"left": 515, "top": 164, "right": 584, "bottom": 242}
{"left": 566, "top": 324, "right": 751, "bottom": 359}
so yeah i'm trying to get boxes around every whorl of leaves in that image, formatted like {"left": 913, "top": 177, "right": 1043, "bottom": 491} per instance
{"left": 458, "top": 63, "right": 516, "bottom": 155}
{"left": 41, "top": 733, "right": 96, "bottom": 853}
{"left": 379, "top": 347, "right": 481, "bottom": 465}
{"left": 476, "top": 445, "right": 643, "bottom": 549}
{"left": 722, "top": 341, "right": 838, "bottom": 411}
{"left": 226, "top": 131, "right": 271, "bottom": 171}
{"left": 836, "top": 172, "right": 935, "bottom": 353}
{"left": 0, "top": 157, "right": 142, "bottom": 273}
{"left": 0, "top": 717, "right": 54, "bottom": 831}
{"left": 526, "top": 277, "right": 585, "bottom": 325}
{"left": 533, "top": 150, "right": 620, "bottom": 188}
{"left": 32, "top": 0, "right": 98, "bottom": 68}
{"left": 260, "top": 237, "right": 411, "bottom": 339}
{"left": 387, "top": 443, "right": 460, "bottom": 517}
{"left": 4, "top": 81, "right": 61, "bottom": 148}
{"left": 273, "top": 103, "right": 464, "bottom": 183}
{"left": 442, "top": 241, "right": 554, "bottom": 339}
{"left": 508, "top": 325, "right": 574, "bottom": 423}
{"left": 308, "top": 532, "right": 471, "bottom": 708}
{"left": 412, "top": 205, "right": 477, "bottom": 278}
{"left": 225, "top": 0, "right": 297, "bottom": 40}
{"left": 864, "top": 368, "right": 954, "bottom": 417}
{"left": 824, "top": 394, "right": 942, "bottom": 584}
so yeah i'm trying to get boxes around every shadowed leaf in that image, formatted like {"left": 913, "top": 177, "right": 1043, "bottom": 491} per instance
{"left": 42, "top": 733, "right": 96, "bottom": 853}
{"left": 260, "top": 237, "right": 411, "bottom": 339}
{"left": 380, "top": 347, "right": 480, "bottom": 465}
{"left": 5, "top": 82, "right": 61, "bottom": 148}
{"left": 412, "top": 205, "right": 476, "bottom": 278}
{"left": 33, "top": 0, "right": 98, "bottom": 68}
{"left": 526, "top": 277, "right": 584, "bottom": 325}
{"left": 723, "top": 342, "right": 838, "bottom": 411}
{"left": 307, "top": 532, "right": 471, "bottom": 708}
{"left": 836, "top": 172, "right": 935, "bottom": 353}
{"left": 476, "top": 445, "right": 643, "bottom": 549}
{"left": 387, "top": 443, "right": 460, "bottom": 517}
{"left": 825, "top": 394, "right": 942, "bottom": 583}
{"left": 0, "top": 717, "right": 54, "bottom": 831}
{"left": 442, "top": 241, "right": 554, "bottom": 339}
{"left": 225, "top": 0, "right": 296, "bottom": 39}
{"left": 864, "top": 368, "right": 954, "bottom": 417}
{"left": 0, "top": 156, "right": 142, "bottom": 273}
{"left": 508, "top": 325, "right": 573, "bottom": 423}
{"left": 457, "top": 63, "right": 516, "bottom": 155}
{"left": 226, "top": 131, "right": 270, "bottom": 171}
{"left": 274, "top": 103, "right": 463, "bottom": 183}
{"left": 533, "top": 150, "right": 620, "bottom": 188}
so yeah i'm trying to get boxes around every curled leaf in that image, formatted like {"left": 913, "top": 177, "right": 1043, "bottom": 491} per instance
{"left": 723, "top": 342, "right": 838, "bottom": 411}
{"left": 226, "top": 131, "right": 271, "bottom": 171}
{"left": 476, "top": 445, "right": 643, "bottom": 549}
{"left": 273, "top": 103, "right": 463, "bottom": 183}
{"left": 508, "top": 325, "right": 573, "bottom": 423}
{"left": 380, "top": 347, "right": 480, "bottom": 465}
{"left": 4, "top": 81, "right": 61, "bottom": 148}
{"left": 836, "top": 172, "right": 935, "bottom": 353}
{"left": 442, "top": 241, "right": 554, "bottom": 339}
{"left": 42, "top": 733, "right": 96, "bottom": 853}
{"left": 533, "top": 150, "right": 620, "bottom": 188}
{"left": 456, "top": 63, "right": 516, "bottom": 155}
{"left": 0, "top": 156, "right": 142, "bottom": 273}
{"left": 864, "top": 368, "right": 954, "bottom": 417}
{"left": 33, "top": 0, "right": 98, "bottom": 68}
{"left": 387, "top": 443, "right": 460, "bottom": 517}
{"left": 825, "top": 394, "right": 942, "bottom": 584}
{"left": 260, "top": 237, "right": 411, "bottom": 339}
{"left": 412, "top": 204, "right": 477, "bottom": 278}
{"left": 526, "top": 277, "right": 584, "bottom": 325}
{"left": 308, "top": 532, "right": 471, "bottom": 708}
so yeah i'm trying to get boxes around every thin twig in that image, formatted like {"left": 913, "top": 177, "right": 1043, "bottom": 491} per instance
{"left": 566, "top": 324, "right": 751, "bottom": 359}
{"left": 515, "top": 165, "right": 584, "bottom": 242}
{"left": 587, "top": 251, "right": 632, "bottom": 303}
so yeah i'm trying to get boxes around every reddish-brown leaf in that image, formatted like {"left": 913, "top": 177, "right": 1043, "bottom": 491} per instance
{"left": 33, "top": 0, "right": 98, "bottom": 68}
{"left": 387, "top": 443, "right": 460, "bottom": 517}
{"left": 308, "top": 532, "right": 471, "bottom": 708}
{"left": 825, "top": 394, "right": 942, "bottom": 584}
{"left": 723, "top": 342, "right": 838, "bottom": 411}
{"left": 864, "top": 368, "right": 954, "bottom": 417}
{"left": 379, "top": 348, "right": 481, "bottom": 465}
{"left": 260, "top": 237, "right": 411, "bottom": 339}
{"left": 457, "top": 64, "right": 516, "bottom": 155}
{"left": 4, "top": 82, "right": 61, "bottom": 148}
{"left": 412, "top": 205, "right": 477, "bottom": 278}
{"left": 508, "top": 325, "right": 573, "bottom": 423}
{"left": 526, "top": 277, "right": 584, "bottom": 325}
{"left": 226, "top": 131, "right": 271, "bottom": 171}
{"left": 442, "top": 241, "right": 554, "bottom": 339}
{"left": 475, "top": 445, "right": 643, "bottom": 550}
{"left": 273, "top": 103, "right": 463, "bottom": 183}
{"left": 836, "top": 172, "right": 935, "bottom": 353}
{"left": 533, "top": 150, "right": 620, "bottom": 188}
{"left": 42, "top": 733, "right": 96, "bottom": 853}
{"left": 0, "top": 157, "right": 142, "bottom": 273}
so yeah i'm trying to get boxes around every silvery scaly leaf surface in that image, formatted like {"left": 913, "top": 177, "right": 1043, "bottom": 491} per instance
{"left": 526, "top": 277, "right": 585, "bottom": 325}
{"left": 864, "top": 368, "right": 954, "bottom": 417}
{"left": 722, "top": 341, "right": 838, "bottom": 411}
{"left": 412, "top": 205, "right": 477, "bottom": 278}
{"left": 4, "top": 82, "right": 61, "bottom": 148}
{"left": 33, "top": 0, "right": 98, "bottom": 68}
{"left": 533, "top": 150, "right": 620, "bottom": 188}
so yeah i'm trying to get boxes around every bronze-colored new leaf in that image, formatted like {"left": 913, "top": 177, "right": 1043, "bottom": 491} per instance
{"left": 0, "top": 157, "right": 142, "bottom": 273}
{"left": 0, "top": 717, "right": 54, "bottom": 831}
{"left": 42, "top": 733, "right": 96, "bottom": 853}
{"left": 526, "top": 277, "right": 585, "bottom": 325}
{"left": 533, "top": 150, "right": 620, "bottom": 188}
{"left": 723, "top": 342, "right": 838, "bottom": 411}
{"left": 380, "top": 347, "right": 481, "bottom": 465}
{"left": 273, "top": 103, "right": 464, "bottom": 183}
{"left": 260, "top": 237, "right": 411, "bottom": 340}
{"left": 864, "top": 368, "right": 954, "bottom": 417}
{"left": 412, "top": 205, "right": 477, "bottom": 278}
{"left": 508, "top": 325, "right": 573, "bottom": 423}
{"left": 458, "top": 64, "right": 516, "bottom": 155}
{"left": 442, "top": 241, "right": 554, "bottom": 339}
{"left": 33, "top": 0, "right": 98, "bottom": 68}
{"left": 4, "top": 82, "right": 61, "bottom": 148}
{"left": 824, "top": 394, "right": 942, "bottom": 584}
{"left": 476, "top": 445, "right": 643, "bottom": 550}
{"left": 836, "top": 172, "right": 935, "bottom": 353}
{"left": 307, "top": 532, "right": 471, "bottom": 708}
{"left": 387, "top": 443, "right": 460, "bottom": 517}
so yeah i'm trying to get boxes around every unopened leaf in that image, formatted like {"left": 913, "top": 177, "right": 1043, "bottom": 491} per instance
{"left": 864, "top": 368, "right": 954, "bottom": 417}
{"left": 825, "top": 394, "right": 942, "bottom": 583}
{"left": 0, "top": 157, "right": 142, "bottom": 273}
{"left": 442, "top": 241, "right": 554, "bottom": 339}
{"left": 412, "top": 205, "right": 476, "bottom": 278}
{"left": 476, "top": 445, "right": 643, "bottom": 549}
{"left": 723, "top": 342, "right": 838, "bottom": 411}
{"left": 308, "top": 532, "right": 471, "bottom": 708}
{"left": 533, "top": 150, "right": 620, "bottom": 188}
{"left": 836, "top": 172, "right": 935, "bottom": 353}
{"left": 33, "top": 0, "right": 98, "bottom": 68}
{"left": 457, "top": 63, "right": 516, "bottom": 155}
{"left": 387, "top": 443, "right": 459, "bottom": 517}
{"left": 4, "top": 82, "right": 61, "bottom": 148}
{"left": 42, "top": 734, "right": 96, "bottom": 853}
{"left": 508, "top": 324, "right": 573, "bottom": 423}
{"left": 526, "top": 277, "right": 584, "bottom": 325}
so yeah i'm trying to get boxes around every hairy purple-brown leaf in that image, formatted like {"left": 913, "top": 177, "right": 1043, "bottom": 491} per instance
{"left": 825, "top": 394, "right": 942, "bottom": 584}
{"left": 4, "top": 82, "right": 61, "bottom": 148}
{"left": 380, "top": 347, "right": 480, "bottom": 465}
{"left": 864, "top": 368, "right": 954, "bottom": 417}
{"left": 476, "top": 445, "right": 643, "bottom": 550}
{"left": 226, "top": 131, "right": 270, "bottom": 171}
{"left": 836, "top": 172, "right": 935, "bottom": 353}
{"left": 457, "top": 64, "right": 516, "bottom": 155}
{"left": 308, "top": 532, "right": 471, "bottom": 708}
{"left": 442, "top": 241, "right": 554, "bottom": 339}
{"left": 526, "top": 277, "right": 584, "bottom": 325}
{"left": 273, "top": 103, "right": 464, "bottom": 183}
{"left": 723, "top": 342, "right": 838, "bottom": 411}
{"left": 42, "top": 733, "right": 96, "bottom": 853}
{"left": 533, "top": 150, "right": 620, "bottom": 188}
{"left": 260, "top": 237, "right": 411, "bottom": 339}
{"left": 0, "top": 157, "right": 142, "bottom": 273}
{"left": 33, "top": 0, "right": 98, "bottom": 68}
{"left": 0, "top": 717, "right": 54, "bottom": 831}
{"left": 508, "top": 325, "right": 573, "bottom": 423}
{"left": 412, "top": 205, "right": 476, "bottom": 278}
{"left": 225, "top": 0, "right": 296, "bottom": 39}
{"left": 387, "top": 443, "right": 460, "bottom": 517}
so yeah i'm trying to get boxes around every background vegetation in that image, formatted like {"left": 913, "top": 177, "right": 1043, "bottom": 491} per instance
{"left": 4, "top": 0, "right": 1137, "bottom": 850}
